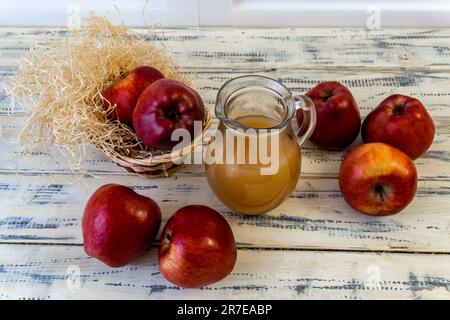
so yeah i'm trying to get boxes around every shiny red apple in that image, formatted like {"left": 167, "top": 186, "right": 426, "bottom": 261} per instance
{"left": 103, "top": 66, "right": 164, "bottom": 127}
{"left": 82, "top": 184, "right": 161, "bottom": 267}
{"left": 339, "top": 142, "right": 417, "bottom": 216}
{"left": 158, "top": 205, "right": 237, "bottom": 288}
{"left": 132, "top": 79, "right": 205, "bottom": 149}
{"left": 362, "top": 94, "right": 435, "bottom": 160}
{"left": 299, "top": 81, "right": 361, "bottom": 149}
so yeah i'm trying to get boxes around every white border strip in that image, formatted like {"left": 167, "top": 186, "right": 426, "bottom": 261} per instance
{"left": 0, "top": 0, "right": 449, "bottom": 27}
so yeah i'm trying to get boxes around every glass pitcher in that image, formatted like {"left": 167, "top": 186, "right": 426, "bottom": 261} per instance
{"left": 204, "top": 75, "right": 317, "bottom": 215}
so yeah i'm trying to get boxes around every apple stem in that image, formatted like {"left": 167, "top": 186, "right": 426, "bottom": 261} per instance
{"left": 161, "top": 231, "right": 172, "bottom": 252}
{"left": 374, "top": 184, "right": 386, "bottom": 202}
{"left": 166, "top": 108, "right": 179, "bottom": 121}
{"left": 322, "top": 90, "right": 333, "bottom": 102}
{"left": 393, "top": 104, "right": 404, "bottom": 115}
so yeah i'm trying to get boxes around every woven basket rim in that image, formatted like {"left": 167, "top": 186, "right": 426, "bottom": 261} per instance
{"left": 106, "top": 107, "right": 212, "bottom": 168}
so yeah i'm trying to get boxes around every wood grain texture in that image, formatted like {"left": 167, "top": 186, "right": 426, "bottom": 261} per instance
{"left": 1, "top": 28, "right": 450, "bottom": 70}
{"left": 1, "top": 244, "right": 450, "bottom": 300}
{"left": 0, "top": 26, "right": 450, "bottom": 299}
{"left": 1, "top": 69, "right": 450, "bottom": 179}
{"left": 0, "top": 174, "right": 449, "bottom": 253}
{"left": 3, "top": 70, "right": 450, "bottom": 116}
{"left": 1, "top": 114, "right": 449, "bottom": 180}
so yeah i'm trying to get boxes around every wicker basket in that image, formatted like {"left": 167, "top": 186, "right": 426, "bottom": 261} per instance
{"left": 110, "top": 107, "right": 212, "bottom": 177}
{"left": 8, "top": 16, "right": 212, "bottom": 178}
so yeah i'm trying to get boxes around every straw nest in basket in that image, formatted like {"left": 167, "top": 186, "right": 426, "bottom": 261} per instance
{"left": 6, "top": 15, "right": 211, "bottom": 177}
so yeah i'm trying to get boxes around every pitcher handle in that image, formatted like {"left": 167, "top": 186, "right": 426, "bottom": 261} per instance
{"left": 292, "top": 94, "right": 317, "bottom": 146}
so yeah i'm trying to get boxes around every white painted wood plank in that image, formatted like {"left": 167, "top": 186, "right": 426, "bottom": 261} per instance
{"left": 1, "top": 68, "right": 449, "bottom": 178}
{"left": 0, "top": 26, "right": 449, "bottom": 300}
{"left": 1, "top": 113, "right": 449, "bottom": 180}
{"left": 1, "top": 28, "right": 450, "bottom": 70}
{"left": 3, "top": 69, "right": 450, "bottom": 116}
{"left": 1, "top": 244, "right": 449, "bottom": 299}
{"left": 0, "top": 174, "right": 448, "bottom": 253}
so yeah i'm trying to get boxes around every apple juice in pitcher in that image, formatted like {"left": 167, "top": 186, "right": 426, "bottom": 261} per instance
{"left": 205, "top": 76, "right": 317, "bottom": 215}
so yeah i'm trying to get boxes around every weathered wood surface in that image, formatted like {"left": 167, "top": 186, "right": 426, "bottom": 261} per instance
{"left": 3, "top": 70, "right": 450, "bottom": 116}
{"left": 2, "top": 244, "right": 450, "bottom": 300}
{"left": 2, "top": 69, "right": 450, "bottom": 180}
{"left": 1, "top": 174, "right": 449, "bottom": 253}
{"left": 2, "top": 114, "right": 450, "bottom": 179}
{"left": 1, "top": 28, "right": 450, "bottom": 70}
{"left": 0, "top": 27, "right": 449, "bottom": 299}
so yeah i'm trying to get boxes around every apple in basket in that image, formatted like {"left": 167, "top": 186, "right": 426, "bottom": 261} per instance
{"left": 82, "top": 184, "right": 162, "bottom": 267}
{"left": 132, "top": 79, "right": 205, "bottom": 149}
{"left": 102, "top": 66, "right": 165, "bottom": 127}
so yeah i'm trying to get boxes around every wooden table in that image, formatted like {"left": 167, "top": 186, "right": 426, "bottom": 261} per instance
{"left": 1, "top": 27, "right": 450, "bottom": 300}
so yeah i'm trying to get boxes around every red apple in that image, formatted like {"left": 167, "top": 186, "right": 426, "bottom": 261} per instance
{"left": 339, "top": 142, "right": 417, "bottom": 216}
{"left": 132, "top": 79, "right": 205, "bottom": 149}
{"left": 103, "top": 66, "right": 164, "bottom": 127}
{"left": 82, "top": 184, "right": 161, "bottom": 267}
{"left": 158, "top": 205, "right": 237, "bottom": 288}
{"left": 362, "top": 94, "right": 435, "bottom": 160}
{"left": 299, "top": 81, "right": 360, "bottom": 149}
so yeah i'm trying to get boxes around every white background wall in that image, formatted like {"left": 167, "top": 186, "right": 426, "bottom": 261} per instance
{"left": 0, "top": 0, "right": 450, "bottom": 27}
